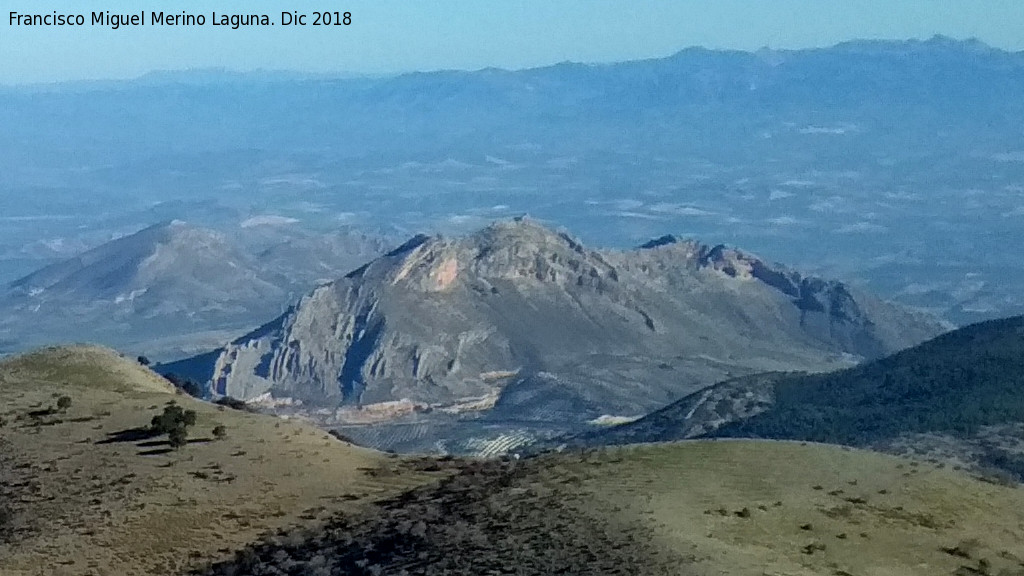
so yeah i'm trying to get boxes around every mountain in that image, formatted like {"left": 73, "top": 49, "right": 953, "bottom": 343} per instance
{"left": 0, "top": 221, "right": 386, "bottom": 360}
{"left": 248, "top": 227, "right": 392, "bottom": 286}
{"left": 566, "top": 315, "right": 1024, "bottom": 478}
{"left": 168, "top": 218, "right": 943, "bottom": 438}
{"left": 7, "top": 220, "right": 284, "bottom": 312}
{"left": 551, "top": 372, "right": 784, "bottom": 448}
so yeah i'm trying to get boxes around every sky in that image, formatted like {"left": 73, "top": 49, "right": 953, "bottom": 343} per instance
{"left": 2, "top": 0, "right": 1023, "bottom": 84}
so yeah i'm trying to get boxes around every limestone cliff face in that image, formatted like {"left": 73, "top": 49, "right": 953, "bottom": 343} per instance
{"left": 186, "top": 218, "right": 946, "bottom": 413}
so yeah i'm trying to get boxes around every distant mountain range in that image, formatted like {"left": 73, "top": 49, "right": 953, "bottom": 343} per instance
{"left": 3, "top": 37, "right": 1023, "bottom": 327}
{"left": 0, "top": 221, "right": 386, "bottom": 360}
{"left": 6, "top": 36, "right": 1022, "bottom": 163}
{"left": 160, "top": 218, "right": 944, "bottom": 454}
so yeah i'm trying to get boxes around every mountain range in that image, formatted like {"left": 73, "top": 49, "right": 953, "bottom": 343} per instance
{"left": 160, "top": 218, "right": 944, "bottom": 454}
{"left": 4, "top": 36, "right": 1024, "bottom": 576}
{"left": 3, "top": 38, "right": 1024, "bottom": 328}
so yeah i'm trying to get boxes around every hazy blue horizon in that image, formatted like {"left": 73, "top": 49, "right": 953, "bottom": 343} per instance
{"left": 3, "top": 0, "right": 1024, "bottom": 84}
{"left": 2, "top": 34, "right": 1019, "bottom": 89}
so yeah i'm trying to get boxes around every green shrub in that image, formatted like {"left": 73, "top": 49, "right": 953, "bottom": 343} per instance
{"left": 168, "top": 426, "right": 188, "bottom": 450}
{"left": 56, "top": 396, "right": 72, "bottom": 412}
{"left": 150, "top": 404, "right": 198, "bottom": 450}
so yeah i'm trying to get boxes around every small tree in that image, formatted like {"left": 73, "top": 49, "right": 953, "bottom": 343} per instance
{"left": 137, "top": 355, "right": 151, "bottom": 366}
{"left": 150, "top": 404, "right": 198, "bottom": 450}
{"left": 151, "top": 407, "right": 179, "bottom": 434}
{"left": 212, "top": 425, "right": 227, "bottom": 440}
{"left": 56, "top": 396, "right": 72, "bottom": 413}
{"left": 168, "top": 426, "right": 188, "bottom": 450}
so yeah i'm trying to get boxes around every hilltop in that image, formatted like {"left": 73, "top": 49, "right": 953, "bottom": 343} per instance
{"left": 0, "top": 346, "right": 441, "bottom": 575}
{"left": 7, "top": 221, "right": 275, "bottom": 304}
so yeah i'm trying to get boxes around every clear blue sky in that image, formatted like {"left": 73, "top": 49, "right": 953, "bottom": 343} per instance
{"left": 3, "top": 0, "right": 1023, "bottom": 84}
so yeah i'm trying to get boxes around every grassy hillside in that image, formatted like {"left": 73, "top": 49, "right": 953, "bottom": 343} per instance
{"left": 5, "top": 345, "right": 1024, "bottom": 576}
{"left": 198, "top": 440, "right": 1024, "bottom": 576}
{"left": 0, "top": 346, "right": 442, "bottom": 576}
{"left": 712, "top": 316, "right": 1024, "bottom": 445}
{"left": 569, "top": 316, "right": 1024, "bottom": 478}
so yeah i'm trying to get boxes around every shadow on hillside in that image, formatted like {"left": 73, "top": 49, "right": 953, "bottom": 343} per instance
{"left": 135, "top": 437, "right": 213, "bottom": 448}
{"left": 136, "top": 440, "right": 169, "bottom": 448}
{"left": 193, "top": 458, "right": 691, "bottom": 576}
{"left": 95, "top": 427, "right": 162, "bottom": 444}
{"left": 95, "top": 426, "right": 216, "bottom": 456}
{"left": 136, "top": 438, "right": 215, "bottom": 456}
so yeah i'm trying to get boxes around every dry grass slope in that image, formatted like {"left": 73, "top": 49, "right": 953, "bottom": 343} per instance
{"left": 582, "top": 441, "right": 1024, "bottom": 576}
{"left": 3, "top": 346, "right": 1023, "bottom": 576}
{"left": 200, "top": 441, "right": 1024, "bottom": 576}
{"left": 0, "top": 346, "right": 442, "bottom": 576}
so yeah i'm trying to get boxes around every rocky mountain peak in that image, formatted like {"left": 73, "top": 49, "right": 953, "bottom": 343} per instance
{"left": 636, "top": 235, "right": 762, "bottom": 278}
{"left": 464, "top": 218, "right": 618, "bottom": 288}
{"left": 343, "top": 218, "right": 620, "bottom": 293}
{"left": 171, "top": 220, "right": 946, "bottom": 414}
{"left": 635, "top": 235, "right": 806, "bottom": 286}
{"left": 469, "top": 216, "right": 570, "bottom": 247}
{"left": 634, "top": 235, "right": 711, "bottom": 266}
{"left": 696, "top": 244, "right": 760, "bottom": 280}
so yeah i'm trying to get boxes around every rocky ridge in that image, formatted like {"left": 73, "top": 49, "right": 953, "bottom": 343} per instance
{"left": 171, "top": 218, "right": 945, "bottom": 428}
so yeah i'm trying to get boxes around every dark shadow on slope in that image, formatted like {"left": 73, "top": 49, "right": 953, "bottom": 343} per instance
{"left": 338, "top": 305, "right": 384, "bottom": 404}
{"left": 95, "top": 427, "right": 162, "bottom": 444}
{"left": 191, "top": 458, "right": 693, "bottom": 576}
